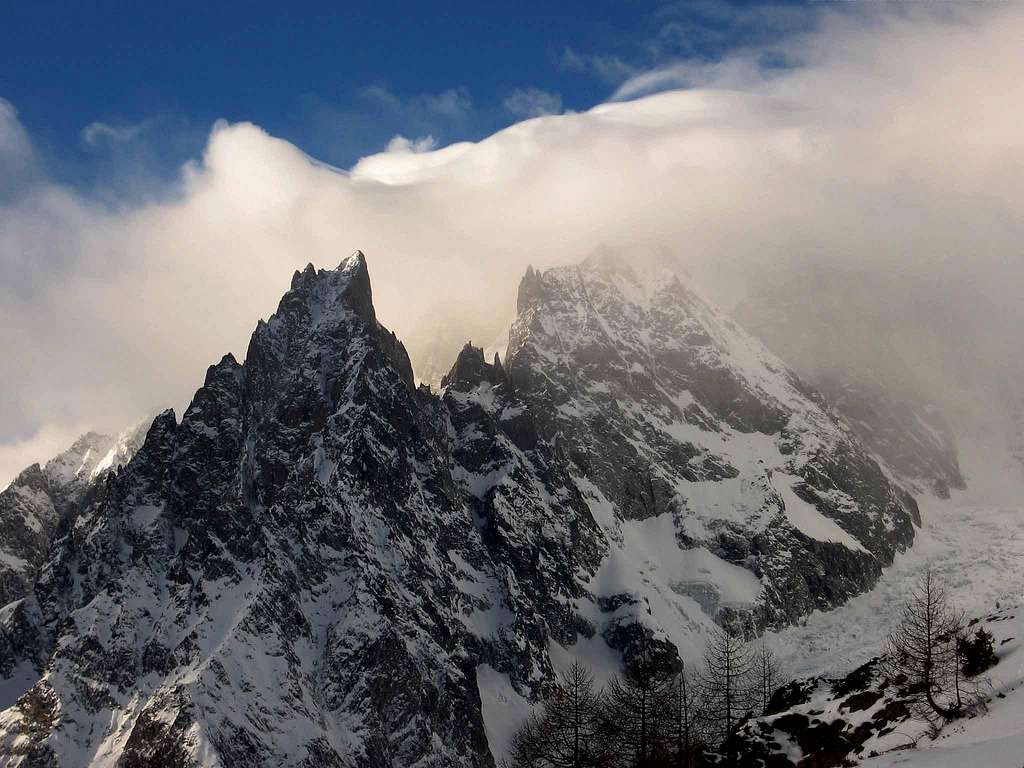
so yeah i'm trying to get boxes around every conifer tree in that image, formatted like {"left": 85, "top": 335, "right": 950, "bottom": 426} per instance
{"left": 959, "top": 627, "right": 998, "bottom": 677}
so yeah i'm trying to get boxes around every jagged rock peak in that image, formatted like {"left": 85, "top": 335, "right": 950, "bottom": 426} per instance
{"left": 285, "top": 252, "right": 372, "bottom": 320}
{"left": 339, "top": 248, "right": 368, "bottom": 272}
{"left": 0, "top": 416, "right": 154, "bottom": 606}
{"left": 202, "top": 352, "right": 242, "bottom": 385}
{"left": 441, "top": 341, "right": 506, "bottom": 389}
{"left": 256, "top": 253, "right": 414, "bottom": 398}
{"left": 148, "top": 407, "right": 178, "bottom": 436}
{"left": 516, "top": 263, "right": 546, "bottom": 314}
{"left": 515, "top": 253, "right": 686, "bottom": 320}
{"left": 339, "top": 249, "right": 374, "bottom": 321}
{"left": 273, "top": 252, "right": 378, "bottom": 341}
{"left": 290, "top": 261, "right": 318, "bottom": 290}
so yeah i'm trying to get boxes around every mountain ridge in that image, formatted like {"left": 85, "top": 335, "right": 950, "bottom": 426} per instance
{"left": 0, "top": 252, "right": 926, "bottom": 767}
{"left": 0, "top": 420, "right": 150, "bottom": 608}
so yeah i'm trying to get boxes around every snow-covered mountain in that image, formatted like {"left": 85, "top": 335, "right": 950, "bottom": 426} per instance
{"left": 0, "top": 421, "right": 149, "bottom": 607}
{"left": 0, "top": 253, "right": 922, "bottom": 766}
{"left": 735, "top": 273, "right": 965, "bottom": 499}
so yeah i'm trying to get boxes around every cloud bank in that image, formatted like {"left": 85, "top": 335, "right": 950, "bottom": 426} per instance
{"left": 1, "top": 3, "right": 1022, "bottom": 487}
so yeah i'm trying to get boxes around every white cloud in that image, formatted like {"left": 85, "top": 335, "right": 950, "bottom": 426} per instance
{"left": 359, "top": 84, "right": 404, "bottom": 111}
{"left": 503, "top": 88, "right": 563, "bottom": 118}
{"left": 1, "top": 2, "right": 1022, "bottom": 487}
{"left": 421, "top": 88, "right": 472, "bottom": 118}
{"left": 385, "top": 134, "right": 437, "bottom": 153}
{"left": 612, "top": 55, "right": 769, "bottom": 100}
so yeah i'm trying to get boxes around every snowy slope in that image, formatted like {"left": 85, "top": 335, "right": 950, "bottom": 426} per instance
{"left": 740, "top": 437, "right": 1024, "bottom": 766}
{"left": 864, "top": 606, "right": 1024, "bottom": 768}
{"left": 729, "top": 603, "right": 1022, "bottom": 767}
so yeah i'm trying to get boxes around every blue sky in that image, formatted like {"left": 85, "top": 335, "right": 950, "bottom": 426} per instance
{"left": 1, "top": 0, "right": 815, "bottom": 192}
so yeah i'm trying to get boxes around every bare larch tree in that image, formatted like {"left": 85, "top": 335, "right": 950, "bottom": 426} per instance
{"left": 604, "top": 634, "right": 672, "bottom": 767}
{"left": 755, "top": 641, "right": 781, "bottom": 715}
{"left": 882, "top": 569, "right": 970, "bottom": 727}
{"left": 665, "top": 664, "right": 703, "bottom": 768}
{"left": 508, "top": 661, "right": 609, "bottom": 768}
{"left": 698, "top": 628, "right": 756, "bottom": 767}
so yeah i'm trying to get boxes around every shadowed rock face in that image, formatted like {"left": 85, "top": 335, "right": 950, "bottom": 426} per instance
{"left": 0, "top": 252, "right": 920, "bottom": 766}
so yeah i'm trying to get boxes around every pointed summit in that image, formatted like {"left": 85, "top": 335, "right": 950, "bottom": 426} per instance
{"left": 517, "top": 264, "right": 546, "bottom": 314}
{"left": 290, "top": 262, "right": 318, "bottom": 290}
{"left": 277, "top": 252, "right": 376, "bottom": 334}
{"left": 441, "top": 342, "right": 506, "bottom": 389}
{"left": 337, "top": 250, "right": 373, "bottom": 321}
{"left": 492, "top": 352, "right": 506, "bottom": 381}
{"left": 338, "top": 249, "right": 367, "bottom": 272}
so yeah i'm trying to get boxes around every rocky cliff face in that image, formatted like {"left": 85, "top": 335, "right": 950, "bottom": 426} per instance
{"left": 471, "top": 255, "right": 918, "bottom": 630}
{"left": 0, "top": 423, "right": 148, "bottom": 607}
{"left": 0, "top": 253, "right": 920, "bottom": 767}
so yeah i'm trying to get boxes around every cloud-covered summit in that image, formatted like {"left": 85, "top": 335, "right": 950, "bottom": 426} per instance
{"left": 1, "top": 2, "right": 1022, "bottom": 488}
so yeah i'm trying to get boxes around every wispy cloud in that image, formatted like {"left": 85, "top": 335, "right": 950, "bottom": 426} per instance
{"left": 0, "top": 98, "right": 38, "bottom": 198}
{"left": 358, "top": 85, "right": 473, "bottom": 120}
{"left": 359, "top": 84, "right": 404, "bottom": 112}
{"left": 503, "top": 88, "right": 563, "bottom": 118}
{"left": 560, "top": 48, "right": 639, "bottom": 84}
{"left": 611, "top": 54, "right": 770, "bottom": 100}
{"left": 81, "top": 120, "right": 148, "bottom": 147}
{"left": 564, "top": 0, "right": 816, "bottom": 100}
{"left": 649, "top": 0, "right": 814, "bottom": 59}
{"left": 421, "top": 88, "right": 472, "bottom": 118}
{"left": 0, "top": 99, "right": 31, "bottom": 160}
